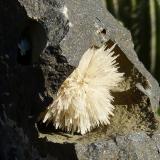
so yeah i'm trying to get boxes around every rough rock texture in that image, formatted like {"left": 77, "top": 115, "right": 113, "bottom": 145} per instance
{"left": 76, "top": 132, "right": 160, "bottom": 160}
{"left": 0, "top": 0, "right": 160, "bottom": 160}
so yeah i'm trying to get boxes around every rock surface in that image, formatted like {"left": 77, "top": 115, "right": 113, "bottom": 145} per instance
{"left": 76, "top": 132, "right": 160, "bottom": 160}
{"left": 0, "top": 0, "right": 160, "bottom": 160}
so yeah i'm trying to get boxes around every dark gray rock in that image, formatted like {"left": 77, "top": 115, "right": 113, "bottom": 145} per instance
{"left": 76, "top": 132, "right": 160, "bottom": 160}
{"left": 0, "top": 0, "right": 160, "bottom": 160}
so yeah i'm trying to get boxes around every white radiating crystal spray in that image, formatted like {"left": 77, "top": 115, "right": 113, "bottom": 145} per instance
{"left": 41, "top": 43, "right": 124, "bottom": 134}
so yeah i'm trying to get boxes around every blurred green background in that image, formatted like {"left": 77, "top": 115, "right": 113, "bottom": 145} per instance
{"left": 105, "top": 0, "right": 160, "bottom": 83}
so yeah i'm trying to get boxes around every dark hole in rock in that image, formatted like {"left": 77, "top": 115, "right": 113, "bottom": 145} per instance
{"left": 17, "top": 19, "right": 47, "bottom": 65}
{"left": 101, "top": 28, "right": 106, "bottom": 34}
